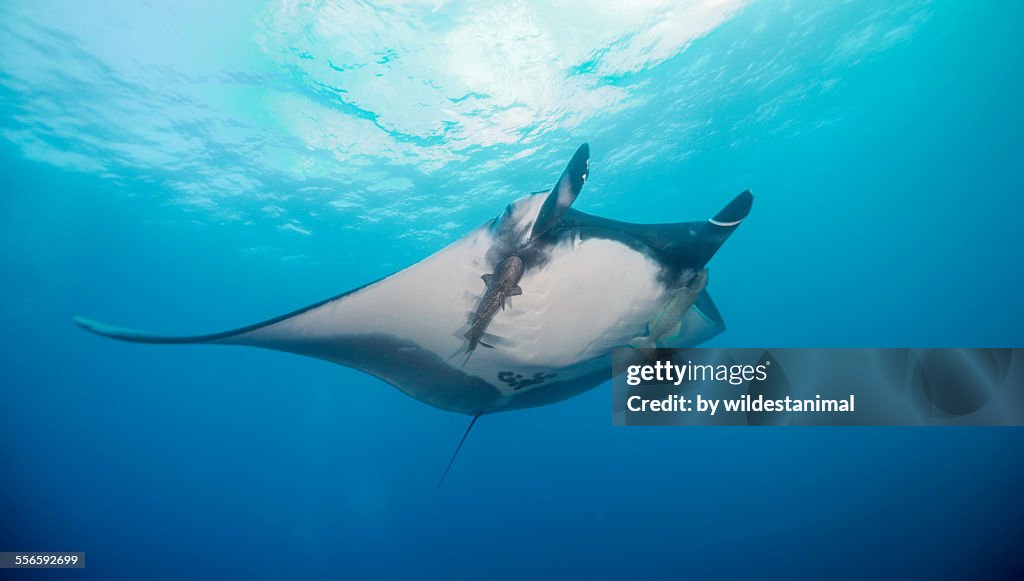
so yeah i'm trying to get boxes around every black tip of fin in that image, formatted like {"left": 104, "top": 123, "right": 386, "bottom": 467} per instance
{"left": 437, "top": 413, "right": 481, "bottom": 488}
{"left": 530, "top": 143, "right": 591, "bottom": 242}
{"left": 568, "top": 143, "right": 590, "bottom": 187}
{"left": 688, "top": 190, "right": 754, "bottom": 267}
{"left": 571, "top": 142, "right": 589, "bottom": 167}
{"left": 710, "top": 190, "right": 753, "bottom": 227}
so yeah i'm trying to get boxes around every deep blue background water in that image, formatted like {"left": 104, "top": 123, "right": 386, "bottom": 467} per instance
{"left": 2, "top": 1, "right": 1023, "bottom": 579}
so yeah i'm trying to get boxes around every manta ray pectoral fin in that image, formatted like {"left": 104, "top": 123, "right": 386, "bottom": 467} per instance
{"left": 530, "top": 143, "right": 589, "bottom": 241}
{"left": 710, "top": 190, "right": 754, "bottom": 227}
{"left": 73, "top": 306, "right": 313, "bottom": 347}
{"left": 73, "top": 316, "right": 227, "bottom": 344}
{"left": 75, "top": 274, "right": 391, "bottom": 353}
{"left": 692, "top": 190, "right": 754, "bottom": 265}
{"left": 557, "top": 190, "right": 752, "bottom": 269}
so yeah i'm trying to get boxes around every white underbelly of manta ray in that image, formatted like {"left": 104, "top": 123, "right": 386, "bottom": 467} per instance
{"left": 74, "top": 143, "right": 753, "bottom": 418}
{"left": 483, "top": 238, "right": 664, "bottom": 367}
{"left": 242, "top": 224, "right": 664, "bottom": 392}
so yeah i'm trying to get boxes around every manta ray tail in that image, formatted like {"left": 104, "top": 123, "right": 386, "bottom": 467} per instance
{"left": 437, "top": 413, "right": 481, "bottom": 487}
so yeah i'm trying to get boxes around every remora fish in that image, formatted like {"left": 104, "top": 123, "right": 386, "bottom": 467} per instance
{"left": 465, "top": 255, "right": 524, "bottom": 355}
{"left": 628, "top": 269, "right": 709, "bottom": 349}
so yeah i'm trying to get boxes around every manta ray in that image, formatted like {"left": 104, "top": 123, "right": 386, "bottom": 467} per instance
{"left": 75, "top": 143, "right": 752, "bottom": 480}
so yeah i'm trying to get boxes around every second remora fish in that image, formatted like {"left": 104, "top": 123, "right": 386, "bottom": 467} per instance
{"left": 628, "top": 269, "right": 708, "bottom": 349}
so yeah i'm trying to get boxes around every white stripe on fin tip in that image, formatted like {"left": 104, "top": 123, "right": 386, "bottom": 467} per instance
{"left": 708, "top": 218, "right": 743, "bottom": 227}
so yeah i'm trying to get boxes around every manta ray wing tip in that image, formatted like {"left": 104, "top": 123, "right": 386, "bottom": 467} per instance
{"left": 709, "top": 190, "right": 754, "bottom": 226}
{"left": 73, "top": 316, "right": 104, "bottom": 334}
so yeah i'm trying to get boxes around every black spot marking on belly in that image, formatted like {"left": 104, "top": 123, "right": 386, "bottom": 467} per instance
{"left": 498, "top": 371, "right": 557, "bottom": 391}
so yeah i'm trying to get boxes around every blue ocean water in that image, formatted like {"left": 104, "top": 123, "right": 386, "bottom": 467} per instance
{"left": 2, "top": 0, "right": 1023, "bottom": 579}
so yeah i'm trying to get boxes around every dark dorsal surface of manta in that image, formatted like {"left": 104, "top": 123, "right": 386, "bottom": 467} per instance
{"left": 75, "top": 144, "right": 753, "bottom": 417}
